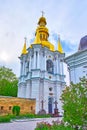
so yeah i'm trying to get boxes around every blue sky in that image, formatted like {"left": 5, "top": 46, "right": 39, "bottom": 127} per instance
{"left": 0, "top": 0, "right": 87, "bottom": 84}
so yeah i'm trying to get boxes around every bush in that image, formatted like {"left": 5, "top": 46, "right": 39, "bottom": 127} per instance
{"left": 35, "top": 120, "right": 75, "bottom": 130}
{"left": 35, "top": 121, "right": 51, "bottom": 130}
{"left": 8, "top": 113, "right": 51, "bottom": 120}
{"left": 12, "top": 106, "right": 20, "bottom": 116}
{"left": 0, "top": 116, "right": 10, "bottom": 123}
{"left": 61, "top": 77, "right": 87, "bottom": 129}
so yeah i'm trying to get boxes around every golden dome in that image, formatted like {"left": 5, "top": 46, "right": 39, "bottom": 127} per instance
{"left": 38, "top": 16, "right": 47, "bottom": 26}
{"left": 32, "top": 15, "right": 55, "bottom": 51}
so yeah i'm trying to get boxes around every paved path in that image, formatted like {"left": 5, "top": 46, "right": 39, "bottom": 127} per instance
{"left": 0, "top": 117, "right": 61, "bottom": 130}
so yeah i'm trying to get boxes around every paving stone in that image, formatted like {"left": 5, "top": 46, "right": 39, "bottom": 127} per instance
{"left": 0, "top": 117, "right": 62, "bottom": 130}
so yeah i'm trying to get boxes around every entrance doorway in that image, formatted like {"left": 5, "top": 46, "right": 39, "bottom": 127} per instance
{"left": 48, "top": 97, "right": 53, "bottom": 114}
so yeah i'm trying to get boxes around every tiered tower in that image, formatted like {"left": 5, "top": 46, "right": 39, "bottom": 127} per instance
{"left": 18, "top": 15, "right": 65, "bottom": 115}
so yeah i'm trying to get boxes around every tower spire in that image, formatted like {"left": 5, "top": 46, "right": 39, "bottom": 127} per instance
{"left": 58, "top": 35, "right": 63, "bottom": 53}
{"left": 21, "top": 37, "right": 28, "bottom": 55}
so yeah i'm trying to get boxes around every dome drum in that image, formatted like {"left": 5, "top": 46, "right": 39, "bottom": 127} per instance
{"left": 78, "top": 35, "right": 87, "bottom": 51}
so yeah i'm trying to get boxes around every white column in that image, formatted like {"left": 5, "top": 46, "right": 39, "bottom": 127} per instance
{"left": 56, "top": 59, "right": 58, "bottom": 74}
{"left": 20, "top": 61, "right": 23, "bottom": 76}
{"left": 34, "top": 51, "right": 36, "bottom": 69}
{"left": 29, "top": 56, "right": 31, "bottom": 71}
{"left": 56, "top": 57, "right": 60, "bottom": 74}
{"left": 60, "top": 60, "right": 63, "bottom": 75}
{"left": 61, "top": 60, "right": 64, "bottom": 75}
{"left": 37, "top": 52, "right": 40, "bottom": 69}
{"left": 22, "top": 62, "right": 25, "bottom": 75}
{"left": 58, "top": 58, "right": 60, "bottom": 74}
{"left": 24, "top": 62, "right": 26, "bottom": 75}
{"left": 44, "top": 55, "right": 46, "bottom": 71}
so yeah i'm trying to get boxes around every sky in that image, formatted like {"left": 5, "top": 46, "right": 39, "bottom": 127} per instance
{"left": 0, "top": 0, "right": 87, "bottom": 85}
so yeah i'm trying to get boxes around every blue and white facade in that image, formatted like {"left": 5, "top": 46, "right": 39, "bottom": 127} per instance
{"left": 65, "top": 36, "right": 87, "bottom": 84}
{"left": 18, "top": 16, "right": 66, "bottom": 115}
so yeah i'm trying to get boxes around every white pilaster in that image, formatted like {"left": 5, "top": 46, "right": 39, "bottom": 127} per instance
{"left": 61, "top": 60, "right": 64, "bottom": 75}
{"left": 60, "top": 60, "right": 63, "bottom": 75}
{"left": 20, "top": 61, "right": 23, "bottom": 76}
{"left": 44, "top": 55, "right": 46, "bottom": 71}
{"left": 34, "top": 51, "right": 36, "bottom": 69}
{"left": 56, "top": 59, "right": 58, "bottom": 74}
{"left": 22, "top": 62, "right": 25, "bottom": 75}
{"left": 58, "top": 58, "right": 60, "bottom": 74}
{"left": 37, "top": 52, "right": 40, "bottom": 69}
{"left": 29, "top": 56, "right": 31, "bottom": 71}
{"left": 26, "top": 82, "right": 30, "bottom": 98}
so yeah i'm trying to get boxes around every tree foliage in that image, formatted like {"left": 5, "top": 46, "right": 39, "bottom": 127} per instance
{"left": 12, "top": 106, "right": 20, "bottom": 116}
{"left": 0, "top": 66, "right": 18, "bottom": 97}
{"left": 0, "top": 66, "right": 17, "bottom": 82}
{"left": 61, "top": 77, "right": 87, "bottom": 129}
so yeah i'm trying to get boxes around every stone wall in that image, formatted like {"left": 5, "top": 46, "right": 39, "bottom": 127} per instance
{"left": 0, "top": 96, "right": 36, "bottom": 115}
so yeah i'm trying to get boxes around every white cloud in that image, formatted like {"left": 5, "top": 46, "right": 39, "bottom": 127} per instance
{"left": 0, "top": 51, "right": 10, "bottom": 62}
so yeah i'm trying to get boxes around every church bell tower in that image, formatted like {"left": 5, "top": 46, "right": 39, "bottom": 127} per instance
{"left": 18, "top": 14, "right": 65, "bottom": 115}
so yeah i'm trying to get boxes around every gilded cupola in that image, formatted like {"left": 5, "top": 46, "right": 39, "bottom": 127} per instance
{"left": 34, "top": 14, "right": 54, "bottom": 51}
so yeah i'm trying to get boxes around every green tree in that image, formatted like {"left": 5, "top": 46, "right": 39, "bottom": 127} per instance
{"left": 0, "top": 66, "right": 17, "bottom": 82}
{"left": 61, "top": 77, "right": 87, "bottom": 129}
{"left": 0, "top": 66, "right": 18, "bottom": 97}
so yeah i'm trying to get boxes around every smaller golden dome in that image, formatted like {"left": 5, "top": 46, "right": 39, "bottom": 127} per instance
{"left": 38, "top": 16, "right": 47, "bottom": 26}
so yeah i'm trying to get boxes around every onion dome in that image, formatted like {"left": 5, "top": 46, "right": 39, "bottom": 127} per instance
{"left": 34, "top": 15, "right": 54, "bottom": 51}
{"left": 38, "top": 16, "right": 47, "bottom": 26}
{"left": 78, "top": 35, "right": 87, "bottom": 51}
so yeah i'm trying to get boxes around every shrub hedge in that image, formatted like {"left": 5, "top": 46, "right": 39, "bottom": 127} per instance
{"left": 0, "top": 116, "right": 10, "bottom": 123}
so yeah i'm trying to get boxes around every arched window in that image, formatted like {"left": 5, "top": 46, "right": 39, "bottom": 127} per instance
{"left": 46, "top": 60, "right": 54, "bottom": 74}
{"left": 31, "top": 106, "right": 33, "bottom": 110}
{"left": 40, "top": 34, "right": 42, "bottom": 40}
{"left": 26, "top": 61, "right": 29, "bottom": 75}
{"left": 9, "top": 106, "right": 12, "bottom": 110}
